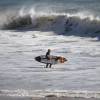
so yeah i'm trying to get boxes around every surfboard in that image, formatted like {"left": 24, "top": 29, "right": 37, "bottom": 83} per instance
{"left": 35, "top": 55, "right": 67, "bottom": 65}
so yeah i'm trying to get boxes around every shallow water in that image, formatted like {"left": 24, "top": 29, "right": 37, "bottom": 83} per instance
{"left": 0, "top": 30, "right": 100, "bottom": 98}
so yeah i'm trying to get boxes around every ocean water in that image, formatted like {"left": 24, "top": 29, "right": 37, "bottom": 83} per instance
{"left": 0, "top": 0, "right": 100, "bottom": 98}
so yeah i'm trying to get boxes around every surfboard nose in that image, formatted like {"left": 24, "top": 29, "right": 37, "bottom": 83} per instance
{"left": 35, "top": 56, "right": 41, "bottom": 62}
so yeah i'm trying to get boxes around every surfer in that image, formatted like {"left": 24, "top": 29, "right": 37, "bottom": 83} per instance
{"left": 45, "top": 49, "right": 52, "bottom": 68}
{"left": 35, "top": 49, "right": 67, "bottom": 68}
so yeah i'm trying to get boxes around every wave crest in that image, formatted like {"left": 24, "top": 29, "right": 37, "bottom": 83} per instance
{"left": 2, "top": 8, "right": 100, "bottom": 39}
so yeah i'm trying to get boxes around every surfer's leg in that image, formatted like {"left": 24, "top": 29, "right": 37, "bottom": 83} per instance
{"left": 46, "top": 63, "right": 49, "bottom": 68}
{"left": 49, "top": 64, "right": 52, "bottom": 68}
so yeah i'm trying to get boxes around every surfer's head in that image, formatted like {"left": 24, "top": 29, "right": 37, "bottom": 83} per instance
{"left": 48, "top": 49, "right": 51, "bottom": 52}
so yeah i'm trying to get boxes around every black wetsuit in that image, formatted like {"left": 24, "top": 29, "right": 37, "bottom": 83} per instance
{"left": 45, "top": 50, "right": 52, "bottom": 68}
{"left": 46, "top": 50, "right": 50, "bottom": 60}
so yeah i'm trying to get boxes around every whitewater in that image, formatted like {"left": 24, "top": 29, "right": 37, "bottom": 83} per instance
{"left": 0, "top": 0, "right": 100, "bottom": 99}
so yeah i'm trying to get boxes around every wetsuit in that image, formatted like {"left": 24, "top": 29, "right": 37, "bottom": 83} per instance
{"left": 46, "top": 50, "right": 50, "bottom": 60}
{"left": 45, "top": 50, "right": 52, "bottom": 68}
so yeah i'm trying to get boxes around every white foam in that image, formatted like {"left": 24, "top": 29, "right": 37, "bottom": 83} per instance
{"left": 18, "top": 7, "right": 100, "bottom": 21}
{"left": 1, "top": 89, "right": 100, "bottom": 98}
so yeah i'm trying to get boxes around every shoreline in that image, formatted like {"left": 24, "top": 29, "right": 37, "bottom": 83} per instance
{"left": 0, "top": 95, "right": 100, "bottom": 100}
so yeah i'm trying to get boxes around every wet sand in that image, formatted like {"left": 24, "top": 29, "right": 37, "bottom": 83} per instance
{"left": 0, "top": 95, "right": 99, "bottom": 100}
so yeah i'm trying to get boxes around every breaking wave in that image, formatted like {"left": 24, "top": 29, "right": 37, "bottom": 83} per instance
{"left": 1, "top": 8, "right": 100, "bottom": 39}
{"left": 0, "top": 89, "right": 100, "bottom": 98}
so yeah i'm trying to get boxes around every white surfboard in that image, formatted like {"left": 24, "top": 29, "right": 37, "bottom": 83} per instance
{"left": 35, "top": 55, "right": 67, "bottom": 65}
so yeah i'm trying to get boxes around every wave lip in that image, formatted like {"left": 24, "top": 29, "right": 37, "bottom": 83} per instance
{"left": 0, "top": 89, "right": 100, "bottom": 98}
